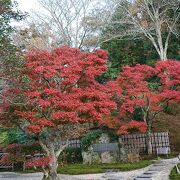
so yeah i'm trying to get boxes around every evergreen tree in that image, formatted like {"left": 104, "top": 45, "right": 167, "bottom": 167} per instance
{"left": 0, "top": 0, "right": 25, "bottom": 77}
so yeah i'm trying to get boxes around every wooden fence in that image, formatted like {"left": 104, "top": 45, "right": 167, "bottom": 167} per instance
{"left": 121, "top": 132, "right": 170, "bottom": 154}
{"left": 65, "top": 139, "right": 81, "bottom": 148}
{"left": 60, "top": 132, "right": 171, "bottom": 154}
{"left": 57, "top": 139, "right": 81, "bottom": 148}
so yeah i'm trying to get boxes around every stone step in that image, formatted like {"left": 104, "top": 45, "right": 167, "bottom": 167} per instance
{"left": 147, "top": 170, "right": 159, "bottom": 172}
{"left": 148, "top": 167, "right": 164, "bottom": 171}
{"left": 134, "top": 178, "right": 152, "bottom": 180}
{"left": 106, "top": 176, "right": 124, "bottom": 180}
{"left": 143, "top": 172, "right": 157, "bottom": 175}
{"left": 136, "top": 175, "right": 153, "bottom": 178}
{"left": 104, "top": 174, "right": 123, "bottom": 180}
{"left": 153, "top": 164, "right": 164, "bottom": 166}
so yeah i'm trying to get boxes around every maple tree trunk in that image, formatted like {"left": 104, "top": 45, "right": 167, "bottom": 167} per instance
{"left": 49, "top": 155, "right": 59, "bottom": 180}
{"left": 49, "top": 167, "right": 58, "bottom": 180}
{"left": 42, "top": 155, "right": 59, "bottom": 180}
{"left": 40, "top": 140, "right": 69, "bottom": 180}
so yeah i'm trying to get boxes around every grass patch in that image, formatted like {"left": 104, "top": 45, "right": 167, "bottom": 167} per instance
{"left": 169, "top": 163, "right": 180, "bottom": 180}
{"left": 57, "top": 160, "right": 152, "bottom": 175}
{"left": 0, "top": 160, "right": 152, "bottom": 175}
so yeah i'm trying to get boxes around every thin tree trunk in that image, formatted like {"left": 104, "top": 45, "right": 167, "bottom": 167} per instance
{"left": 146, "top": 120, "right": 153, "bottom": 155}
{"left": 143, "top": 106, "right": 153, "bottom": 155}
{"left": 146, "top": 128, "right": 152, "bottom": 155}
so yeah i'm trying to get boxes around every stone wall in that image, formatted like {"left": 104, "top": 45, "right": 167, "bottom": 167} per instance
{"left": 82, "top": 133, "right": 141, "bottom": 164}
{"left": 82, "top": 133, "right": 120, "bottom": 164}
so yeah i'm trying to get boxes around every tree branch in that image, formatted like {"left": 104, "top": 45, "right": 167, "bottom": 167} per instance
{"left": 55, "top": 139, "right": 69, "bottom": 158}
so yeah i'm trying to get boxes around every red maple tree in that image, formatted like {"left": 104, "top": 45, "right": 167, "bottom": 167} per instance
{"left": 1, "top": 46, "right": 179, "bottom": 177}
{"left": 1, "top": 47, "right": 117, "bottom": 179}
{"left": 112, "top": 60, "right": 180, "bottom": 154}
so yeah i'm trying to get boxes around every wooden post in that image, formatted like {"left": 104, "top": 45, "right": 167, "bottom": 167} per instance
{"left": 175, "top": 164, "right": 180, "bottom": 174}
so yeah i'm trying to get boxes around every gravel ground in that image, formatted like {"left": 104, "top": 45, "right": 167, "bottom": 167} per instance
{"left": 0, "top": 172, "right": 43, "bottom": 180}
{"left": 134, "top": 157, "right": 179, "bottom": 180}
{"left": 58, "top": 166, "right": 150, "bottom": 180}
{"left": 148, "top": 157, "right": 179, "bottom": 180}
{"left": 0, "top": 157, "right": 179, "bottom": 180}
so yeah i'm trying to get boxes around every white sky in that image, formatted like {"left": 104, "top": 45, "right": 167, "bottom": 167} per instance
{"left": 12, "top": 0, "right": 41, "bottom": 27}
{"left": 16, "top": 0, "right": 39, "bottom": 12}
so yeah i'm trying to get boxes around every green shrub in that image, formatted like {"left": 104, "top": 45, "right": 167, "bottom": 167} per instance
{"left": 6, "top": 143, "right": 42, "bottom": 155}
{"left": 20, "top": 143, "right": 42, "bottom": 154}
{"left": 59, "top": 147, "right": 83, "bottom": 164}
{"left": 81, "top": 129, "right": 103, "bottom": 151}
{"left": 169, "top": 163, "right": 180, "bottom": 180}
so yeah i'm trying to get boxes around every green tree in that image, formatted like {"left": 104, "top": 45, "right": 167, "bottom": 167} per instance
{"left": 0, "top": 1, "right": 27, "bottom": 151}
{"left": 0, "top": 0, "right": 25, "bottom": 78}
{"left": 0, "top": 0, "right": 26, "bottom": 112}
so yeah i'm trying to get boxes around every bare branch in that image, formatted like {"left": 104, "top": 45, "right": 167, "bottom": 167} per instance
{"left": 100, "top": 0, "right": 180, "bottom": 60}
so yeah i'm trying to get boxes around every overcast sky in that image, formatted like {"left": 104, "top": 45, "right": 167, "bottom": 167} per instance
{"left": 13, "top": 0, "right": 41, "bottom": 27}
{"left": 16, "top": 0, "right": 39, "bottom": 12}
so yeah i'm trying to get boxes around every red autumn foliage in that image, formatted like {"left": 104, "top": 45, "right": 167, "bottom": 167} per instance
{"left": 118, "top": 121, "right": 147, "bottom": 134}
{"left": 112, "top": 60, "right": 180, "bottom": 133}
{"left": 25, "top": 156, "right": 52, "bottom": 168}
{"left": 6, "top": 47, "right": 117, "bottom": 134}
{"left": 0, "top": 48, "right": 118, "bottom": 168}
{"left": 0, "top": 47, "right": 120, "bottom": 172}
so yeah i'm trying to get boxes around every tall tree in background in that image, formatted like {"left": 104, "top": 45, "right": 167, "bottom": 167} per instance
{"left": 21, "top": 0, "right": 110, "bottom": 50}
{"left": 102, "top": 0, "right": 180, "bottom": 61}
{"left": 13, "top": 23, "right": 58, "bottom": 51}
{"left": 0, "top": 0, "right": 24, "bottom": 69}
{"left": 0, "top": 0, "right": 25, "bottom": 98}
{"left": 14, "top": 0, "right": 115, "bottom": 51}
{"left": 0, "top": 0, "right": 25, "bottom": 149}
{"left": 101, "top": 32, "right": 180, "bottom": 80}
